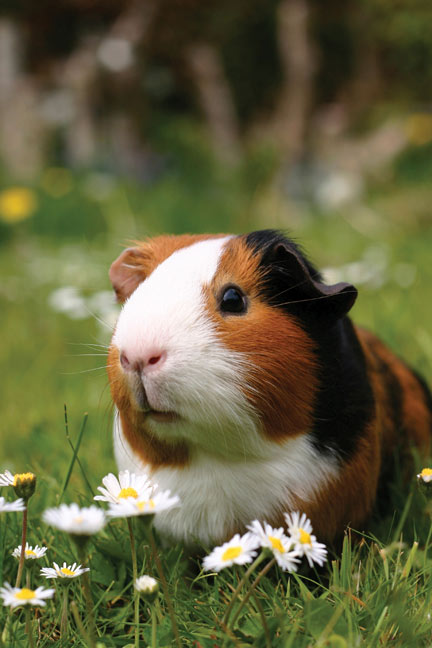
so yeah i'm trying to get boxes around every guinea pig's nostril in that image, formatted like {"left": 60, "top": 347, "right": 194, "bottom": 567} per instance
{"left": 145, "top": 351, "right": 167, "bottom": 370}
{"left": 148, "top": 355, "right": 161, "bottom": 366}
{"left": 120, "top": 352, "right": 131, "bottom": 370}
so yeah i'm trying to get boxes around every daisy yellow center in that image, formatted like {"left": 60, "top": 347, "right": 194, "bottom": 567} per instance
{"left": 25, "top": 549, "right": 36, "bottom": 557}
{"left": 60, "top": 567, "right": 75, "bottom": 576}
{"left": 74, "top": 516, "right": 83, "bottom": 524}
{"left": 299, "top": 529, "right": 311, "bottom": 545}
{"left": 15, "top": 588, "right": 35, "bottom": 601}
{"left": 13, "top": 472, "right": 35, "bottom": 486}
{"left": 420, "top": 468, "right": 432, "bottom": 477}
{"left": 222, "top": 546, "right": 243, "bottom": 562}
{"left": 118, "top": 487, "right": 138, "bottom": 499}
{"left": 137, "top": 499, "right": 155, "bottom": 511}
{"left": 269, "top": 536, "right": 285, "bottom": 553}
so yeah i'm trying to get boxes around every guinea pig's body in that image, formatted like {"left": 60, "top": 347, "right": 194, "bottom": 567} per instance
{"left": 107, "top": 230, "right": 432, "bottom": 546}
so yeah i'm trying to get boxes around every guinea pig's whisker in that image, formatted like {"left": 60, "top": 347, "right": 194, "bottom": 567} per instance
{"left": 260, "top": 271, "right": 322, "bottom": 303}
{"left": 67, "top": 341, "right": 110, "bottom": 350}
{"left": 275, "top": 290, "right": 358, "bottom": 308}
{"left": 67, "top": 353, "right": 108, "bottom": 358}
{"left": 84, "top": 306, "right": 116, "bottom": 331}
{"left": 61, "top": 366, "right": 109, "bottom": 376}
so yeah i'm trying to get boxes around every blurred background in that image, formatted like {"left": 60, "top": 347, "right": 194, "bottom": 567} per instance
{"left": 1, "top": 0, "right": 431, "bottom": 483}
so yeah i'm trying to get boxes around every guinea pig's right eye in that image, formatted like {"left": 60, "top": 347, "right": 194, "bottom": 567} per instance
{"left": 219, "top": 286, "right": 247, "bottom": 315}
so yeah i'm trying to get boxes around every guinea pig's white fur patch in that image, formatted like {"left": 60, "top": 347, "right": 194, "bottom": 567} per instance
{"left": 114, "top": 411, "right": 339, "bottom": 545}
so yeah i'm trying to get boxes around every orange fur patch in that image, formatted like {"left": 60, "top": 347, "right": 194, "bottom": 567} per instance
{"left": 297, "top": 425, "right": 381, "bottom": 542}
{"left": 358, "top": 328, "right": 431, "bottom": 456}
{"left": 207, "top": 237, "right": 319, "bottom": 441}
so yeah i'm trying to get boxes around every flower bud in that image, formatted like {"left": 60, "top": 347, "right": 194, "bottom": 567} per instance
{"left": 417, "top": 468, "right": 432, "bottom": 496}
{"left": 12, "top": 473, "right": 36, "bottom": 501}
{"left": 134, "top": 575, "right": 159, "bottom": 603}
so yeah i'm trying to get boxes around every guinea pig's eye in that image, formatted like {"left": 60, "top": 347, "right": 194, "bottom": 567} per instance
{"left": 219, "top": 286, "right": 247, "bottom": 315}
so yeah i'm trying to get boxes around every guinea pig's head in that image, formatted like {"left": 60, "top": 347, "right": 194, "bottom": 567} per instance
{"left": 107, "top": 230, "right": 357, "bottom": 467}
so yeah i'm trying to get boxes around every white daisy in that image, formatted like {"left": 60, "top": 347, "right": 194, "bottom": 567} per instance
{"left": 417, "top": 468, "right": 432, "bottom": 484}
{"left": 107, "top": 489, "right": 180, "bottom": 519}
{"left": 203, "top": 533, "right": 259, "bottom": 572}
{"left": 0, "top": 496, "right": 25, "bottom": 513}
{"left": 247, "top": 520, "right": 300, "bottom": 572}
{"left": 43, "top": 503, "right": 106, "bottom": 536}
{"left": 0, "top": 583, "right": 55, "bottom": 608}
{"left": 284, "top": 511, "right": 313, "bottom": 540}
{"left": 284, "top": 511, "right": 327, "bottom": 567}
{"left": 12, "top": 543, "right": 47, "bottom": 560}
{"left": 94, "top": 470, "right": 153, "bottom": 505}
{"left": 40, "top": 561, "right": 90, "bottom": 579}
{"left": 0, "top": 470, "right": 14, "bottom": 486}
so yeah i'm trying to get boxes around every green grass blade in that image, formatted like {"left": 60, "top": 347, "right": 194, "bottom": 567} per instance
{"left": 59, "top": 412, "right": 89, "bottom": 502}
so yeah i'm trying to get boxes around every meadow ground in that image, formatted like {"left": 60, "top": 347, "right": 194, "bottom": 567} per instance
{"left": 1, "top": 142, "right": 432, "bottom": 646}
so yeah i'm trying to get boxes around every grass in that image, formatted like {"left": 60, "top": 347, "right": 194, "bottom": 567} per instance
{"left": 1, "top": 139, "right": 432, "bottom": 645}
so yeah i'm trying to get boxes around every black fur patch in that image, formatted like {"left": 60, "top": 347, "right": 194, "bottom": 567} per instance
{"left": 245, "top": 230, "right": 323, "bottom": 313}
{"left": 309, "top": 317, "right": 375, "bottom": 460}
{"left": 244, "top": 229, "right": 375, "bottom": 461}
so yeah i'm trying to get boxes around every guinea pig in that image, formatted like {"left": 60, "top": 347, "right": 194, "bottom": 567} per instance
{"left": 107, "top": 229, "right": 432, "bottom": 546}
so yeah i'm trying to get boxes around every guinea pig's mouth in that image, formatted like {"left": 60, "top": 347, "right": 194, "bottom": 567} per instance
{"left": 128, "top": 378, "right": 181, "bottom": 423}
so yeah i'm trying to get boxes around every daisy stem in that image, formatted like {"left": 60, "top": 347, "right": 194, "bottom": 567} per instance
{"left": 155, "top": 598, "right": 163, "bottom": 623}
{"left": 251, "top": 589, "right": 271, "bottom": 648}
{"left": 222, "top": 551, "right": 267, "bottom": 627}
{"left": 127, "top": 518, "right": 140, "bottom": 648}
{"left": 151, "top": 604, "right": 157, "bottom": 648}
{"left": 71, "top": 600, "right": 92, "bottom": 647}
{"left": 25, "top": 607, "right": 34, "bottom": 648}
{"left": 78, "top": 545, "right": 97, "bottom": 648}
{"left": 15, "top": 504, "right": 28, "bottom": 588}
{"left": 60, "top": 585, "right": 69, "bottom": 638}
{"left": 148, "top": 527, "right": 181, "bottom": 648}
{"left": 229, "top": 557, "right": 276, "bottom": 630}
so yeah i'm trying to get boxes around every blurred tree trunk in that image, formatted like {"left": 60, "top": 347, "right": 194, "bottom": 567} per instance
{"left": 61, "top": 39, "right": 98, "bottom": 167}
{"left": 347, "top": 10, "right": 381, "bottom": 121}
{"left": 185, "top": 43, "right": 241, "bottom": 164}
{"left": 105, "top": 0, "right": 157, "bottom": 176}
{"left": 58, "top": 0, "right": 157, "bottom": 172}
{"left": 0, "top": 19, "right": 44, "bottom": 179}
{"left": 272, "top": 0, "right": 316, "bottom": 163}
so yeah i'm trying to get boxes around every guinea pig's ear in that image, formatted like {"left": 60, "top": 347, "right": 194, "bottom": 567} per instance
{"left": 270, "top": 242, "right": 357, "bottom": 321}
{"left": 109, "top": 247, "right": 149, "bottom": 303}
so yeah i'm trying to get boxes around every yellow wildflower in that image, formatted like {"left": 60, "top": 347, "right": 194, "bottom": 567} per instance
{"left": 0, "top": 187, "right": 37, "bottom": 223}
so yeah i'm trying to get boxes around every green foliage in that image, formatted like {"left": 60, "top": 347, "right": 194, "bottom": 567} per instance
{"left": 393, "top": 142, "right": 432, "bottom": 185}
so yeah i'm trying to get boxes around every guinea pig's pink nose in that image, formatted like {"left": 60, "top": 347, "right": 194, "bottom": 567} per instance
{"left": 119, "top": 349, "right": 166, "bottom": 373}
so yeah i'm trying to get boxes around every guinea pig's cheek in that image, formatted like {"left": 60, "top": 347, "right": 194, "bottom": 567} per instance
{"left": 107, "top": 345, "right": 131, "bottom": 408}
{"left": 210, "top": 303, "right": 318, "bottom": 440}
